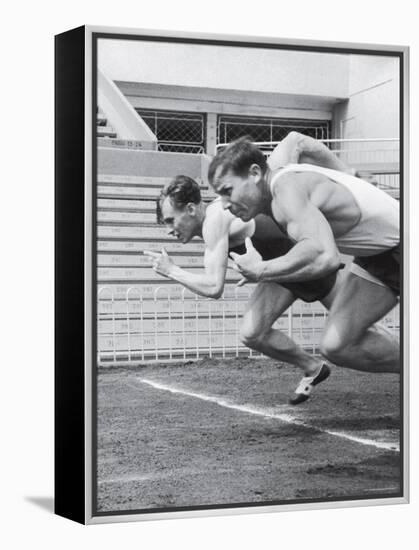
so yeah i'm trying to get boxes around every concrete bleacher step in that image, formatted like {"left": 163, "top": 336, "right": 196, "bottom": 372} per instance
{"left": 98, "top": 198, "right": 214, "bottom": 211}
{"left": 97, "top": 225, "right": 206, "bottom": 240}
{"left": 98, "top": 199, "right": 157, "bottom": 211}
{"left": 98, "top": 253, "right": 204, "bottom": 268}
{"left": 98, "top": 148, "right": 210, "bottom": 181}
{"left": 98, "top": 186, "right": 216, "bottom": 202}
{"left": 98, "top": 266, "right": 241, "bottom": 282}
{"left": 98, "top": 175, "right": 177, "bottom": 186}
{"left": 97, "top": 174, "right": 215, "bottom": 202}
{"left": 97, "top": 174, "right": 211, "bottom": 194}
{"left": 97, "top": 240, "right": 205, "bottom": 255}
{"left": 97, "top": 211, "right": 157, "bottom": 224}
{"left": 97, "top": 185, "right": 163, "bottom": 200}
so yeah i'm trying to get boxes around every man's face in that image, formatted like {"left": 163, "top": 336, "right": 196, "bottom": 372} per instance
{"left": 161, "top": 197, "right": 200, "bottom": 244}
{"left": 211, "top": 166, "right": 264, "bottom": 222}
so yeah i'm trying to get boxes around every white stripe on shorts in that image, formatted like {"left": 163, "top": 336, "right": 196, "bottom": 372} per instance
{"left": 349, "top": 262, "right": 387, "bottom": 288}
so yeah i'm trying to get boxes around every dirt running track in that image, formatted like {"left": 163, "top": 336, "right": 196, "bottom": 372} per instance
{"left": 96, "top": 357, "right": 401, "bottom": 513}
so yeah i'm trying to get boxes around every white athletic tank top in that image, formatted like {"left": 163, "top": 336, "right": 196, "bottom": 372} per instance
{"left": 269, "top": 164, "right": 399, "bottom": 256}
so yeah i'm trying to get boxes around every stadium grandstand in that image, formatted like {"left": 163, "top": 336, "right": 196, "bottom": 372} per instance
{"left": 96, "top": 43, "right": 400, "bottom": 366}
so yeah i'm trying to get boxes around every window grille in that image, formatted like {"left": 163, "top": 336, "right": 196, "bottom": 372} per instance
{"left": 217, "top": 115, "right": 330, "bottom": 149}
{"left": 136, "top": 108, "right": 205, "bottom": 154}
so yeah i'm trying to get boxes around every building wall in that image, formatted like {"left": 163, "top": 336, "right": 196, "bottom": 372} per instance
{"left": 98, "top": 39, "right": 349, "bottom": 99}
{"left": 333, "top": 55, "right": 399, "bottom": 140}
{"left": 117, "top": 82, "right": 336, "bottom": 122}
{"left": 99, "top": 40, "right": 399, "bottom": 142}
{"left": 99, "top": 40, "right": 400, "bottom": 167}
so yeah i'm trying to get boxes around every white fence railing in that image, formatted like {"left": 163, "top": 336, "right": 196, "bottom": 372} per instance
{"left": 321, "top": 138, "right": 399, "bottom": 168}
{"left": 216, "top": 138, "right": 400, "bottom": 168}
{"left": 97, "top": 285, "right": 400, "bottom": 366}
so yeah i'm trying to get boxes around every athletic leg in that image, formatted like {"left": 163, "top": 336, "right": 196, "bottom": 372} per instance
{"left": 240, "top": 282, "right": 323, "bottom": 375}
{"left": 320, "top": 272, "right": 399, "bottom": 373}
{"left": 319, "top": 268, "right": 344, "bottom": 310}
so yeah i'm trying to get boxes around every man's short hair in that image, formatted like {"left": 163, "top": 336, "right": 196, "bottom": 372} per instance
{"left": 208, "top": 136, "right": 268, "bottom": 186}
{"left": 156, "top": 175, "right": 202, "bottom": 224}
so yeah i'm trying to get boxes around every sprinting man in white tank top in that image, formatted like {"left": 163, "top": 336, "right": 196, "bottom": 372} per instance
{"left": 269, "top": 163, "right": 399, "bottom": 257}
{"left": 209, "top": 133, "right": 400, "bottom": 401}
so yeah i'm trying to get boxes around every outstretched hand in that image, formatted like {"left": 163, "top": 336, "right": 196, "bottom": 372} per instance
{"left": 229, "top": 237, "right": 263, "bottom": 286}
{"left": 143, "top": 247, "right": 174, "bottom": 278}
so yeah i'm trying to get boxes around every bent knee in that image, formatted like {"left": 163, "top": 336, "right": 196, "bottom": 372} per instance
{"left": 320, "top": 329, "right": 348, "bottom": 363}
{"left": 240, "top": 325, "right": 265, "bottom": 349}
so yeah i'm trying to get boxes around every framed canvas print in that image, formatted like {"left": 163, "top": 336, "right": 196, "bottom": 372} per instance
{"left": 55, "top": 25, "right": 409, "bottom": 524}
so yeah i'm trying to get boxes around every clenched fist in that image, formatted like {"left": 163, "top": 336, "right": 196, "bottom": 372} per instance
{"left": 229, "top": 237, "right": 263, "bottom": 287}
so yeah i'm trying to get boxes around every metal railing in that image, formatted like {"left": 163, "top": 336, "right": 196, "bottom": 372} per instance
{"left": 217, "top": 115, "right": 330, "bottom": 145}
{"left": 97, "top": 285, "right": 400, "bottom": 366}
{"left": 320, "top": 137, "right": 399, "bottom": 168}
{"left": 216, "top": 137, "right": 399, "bottom": 161}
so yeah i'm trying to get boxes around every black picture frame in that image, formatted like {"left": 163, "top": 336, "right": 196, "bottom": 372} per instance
{"left": 55, "top": 25, "right": 409, "bottom": 524}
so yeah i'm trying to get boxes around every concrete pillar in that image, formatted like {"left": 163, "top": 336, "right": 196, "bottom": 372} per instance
{"left": 206, "top": 113, "right": 218, "bottom": 156}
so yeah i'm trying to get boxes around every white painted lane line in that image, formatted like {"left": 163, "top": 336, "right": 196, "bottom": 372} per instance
{"left": 138, "top": 378, "right": 400, "bottom": 453}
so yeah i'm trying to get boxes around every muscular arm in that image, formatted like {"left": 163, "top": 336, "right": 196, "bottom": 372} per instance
{"left": 252, "top": 175, "right": 340, "bottom": 282}
{"left": 268, "top": 131, "right": 351, "bottom": 173}
{"left": 146, "top": 207, "right": 233, "bottom": 298}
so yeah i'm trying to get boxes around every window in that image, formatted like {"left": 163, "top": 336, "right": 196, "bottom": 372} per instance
{"left": 136, "top": 109, "right": 205, "bottom": 153}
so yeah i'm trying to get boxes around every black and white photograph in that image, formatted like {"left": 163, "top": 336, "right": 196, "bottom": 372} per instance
{"left": 4, "top": 0, "right": 419, "bottom": 546}
{"left": 91, "top": 29, "right": 406, "bottom": 519}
